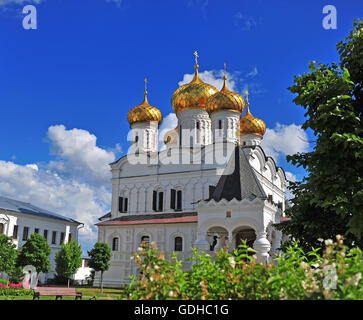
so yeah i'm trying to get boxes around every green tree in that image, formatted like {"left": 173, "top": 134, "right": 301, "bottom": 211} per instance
{"left": 87, "top": 242, "right": 111, "bottom": 293}
{"left": 0, "top": 234, "right": 18, "bottom": 285}
{"left": 276, "top": 20, "right": 363, "bottom": 251}
{"left": 55, "top": 239, "right": 82, "bottom": 287}
{"left": 17, "top": 233, "right": 51, "bottom": 284}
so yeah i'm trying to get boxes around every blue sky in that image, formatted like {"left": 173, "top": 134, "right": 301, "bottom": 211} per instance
{"left": 0, "top": 0, "right": 362, "bottom": 252}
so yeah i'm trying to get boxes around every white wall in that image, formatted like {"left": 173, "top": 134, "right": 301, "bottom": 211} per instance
{"left": 0, "top": 209, "right": 80, "bottom": 282}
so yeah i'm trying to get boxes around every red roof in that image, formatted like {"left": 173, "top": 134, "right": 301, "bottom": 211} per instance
{"left": 97, "top": 215, "right": 197, "bottom": 226}
{"left": 280, "top": 217, "right": 291, "bottom": 222}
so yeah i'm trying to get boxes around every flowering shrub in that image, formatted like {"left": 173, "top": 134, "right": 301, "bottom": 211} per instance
{"left": 121, "top": 235, "right": 363, "bottom": 300}
{"left": 0, "top": 281, "right": 32, "bottom": 296}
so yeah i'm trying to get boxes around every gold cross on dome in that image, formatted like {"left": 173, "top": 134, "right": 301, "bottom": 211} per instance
{"left": 245, "top": 90, "right": 249, "bottom": 104}
{"left": 224, "top": 62, "right": 226, "bottom": 76}
{"left": 194, "top": 50, "right": 199, "bottom": 65}
{"left": 144, "top": 77, "right": 147, "bottom": 92}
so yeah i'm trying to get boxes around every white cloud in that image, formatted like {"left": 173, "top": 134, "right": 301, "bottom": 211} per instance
{"left": 285, "top": 171, "right": 297, "bottom": 182}
{"left": 285, "top": 171, "right": 298, "bottom": 200}
{"left": 234, "top": 11, "right": 258, "bottom": 31}
{"left": 158, "top": 113, "right": 178, "bottom": 150}
{"left": 47, "top": 125, "right": 115, "bottom": 185}
{"left": 261, "top": 123, "right": 309, "bottom": 161}
{"left": 178, "top": 69, "right": 237, "bottom": 91}
{"left": 0, "top": 160, "right": 109, "bottom": 244}
{"left": 0, "top": 125, "right": 118, "bottom": 253}
{"left": 0, "top": 0, "right": 42, "bottom": 6}
{"left": 177, "top": 66, "right": 260, "bottom": 96}
{"left": 246, "top": 67, "right": 258, "bottom": 78}
{"left": 105, "top": 0, "right": 122, "bottom": 8}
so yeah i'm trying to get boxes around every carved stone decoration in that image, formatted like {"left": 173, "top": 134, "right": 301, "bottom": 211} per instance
{"left": 253, "top": 232, "right": 271, "bottom": 263}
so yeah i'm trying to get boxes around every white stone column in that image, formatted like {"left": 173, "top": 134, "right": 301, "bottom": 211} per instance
{"left": 225, "top": 231, "right": 233, "bottom": 253}
{"left": 64, "top": 225, "right": 70, "bottom": 244}
{"left": 253, "top": 232, "right": 271, "bottom": 263}
{"left": 239, "top": 133, "right": 262, "bottom": 147}
{"left": 211, "top": 110, "right": 241, "bottom": 144}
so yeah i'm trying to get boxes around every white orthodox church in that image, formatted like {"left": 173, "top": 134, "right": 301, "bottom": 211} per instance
{"left": 95, "top": 56, "right": 287, "bottom": 287}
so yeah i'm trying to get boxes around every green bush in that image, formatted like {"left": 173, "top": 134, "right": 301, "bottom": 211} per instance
{"left": 121, "top": 235, "right": 362, "bottom": 300}
{"left": 0, "top": 288, "right": 33, "bottom": 296}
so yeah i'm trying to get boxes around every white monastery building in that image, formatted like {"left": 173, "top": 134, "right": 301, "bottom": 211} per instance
{"left": 0, "top": 196, "right": 82, "bottom": 283}
{"left": 95, "top": 55, "right": 287, "bottom": 287}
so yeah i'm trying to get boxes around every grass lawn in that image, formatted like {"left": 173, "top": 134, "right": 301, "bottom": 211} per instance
{"left": 0, "top": 287, "right": 124, "bottom": 300}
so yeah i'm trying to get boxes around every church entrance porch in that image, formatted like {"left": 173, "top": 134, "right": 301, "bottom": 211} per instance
{"left": 234, "top": 227, "right": 256, "bottom": 249}
{"left": 207, "top": 226, "right": 228, "bottom": 252}
{"left": 195, "top": 223, "right": 272, "bottom": 263}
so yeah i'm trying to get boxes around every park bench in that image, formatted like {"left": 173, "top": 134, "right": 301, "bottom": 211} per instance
{"left": 33, "top": 287, "right": 82, "bottom": 300}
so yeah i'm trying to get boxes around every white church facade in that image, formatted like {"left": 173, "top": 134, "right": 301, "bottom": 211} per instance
{"left": 0, "top": 196, "right": 82, "bottom": 283}
{"left": 95, "top": 56, "right": 286, "bottom": 287}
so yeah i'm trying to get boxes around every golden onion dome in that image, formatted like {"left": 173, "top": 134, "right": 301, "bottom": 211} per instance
{"left": 239, "top": 92, "right": 266, "bottom": 136}
{"left": 164, "top": 127, "right": 178, "bottom": 145}
{"left": 171, "top": 52, "right": 218, "bottom": 113}
{"left": 127, "top": 79, "right": 162, "bottom": 126}
{"left": 206, "top": 66, "right": 245, "bottom": 114}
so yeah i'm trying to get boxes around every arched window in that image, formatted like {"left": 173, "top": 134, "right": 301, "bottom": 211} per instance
{"left": 0, "top": 223, "right": 4, "bottom": 234}
{"left": 112, "top": 237, "right": 119, "bottom": 251}
{"left": 170, "top": 189, "right": 182, "bottom": 211}
{"left": 218, "top": 120, "right": 223, "bottom": 137}
{"left": 141, "top": 235, "right": 150, "bottom": 246}
{"left": 174, "top": 236, "right": 183, "bottom": 252}
{"left": 196, "top": 121, "right": 200, "bottom": 144}
{"left": 119, "top": 192, "right": 129, "bottom": 213}
{"left": 152, "top": 189, "right": 164, "bottom": 212}
{"left": 146, "top": 130, "right": 150, "bottom": 149}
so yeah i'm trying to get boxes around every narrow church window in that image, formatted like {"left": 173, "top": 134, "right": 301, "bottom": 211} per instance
{"left": 119, "top": 196, "right": 128, "bottom": 213}
{"left": 170, "top": 189, "right": 176, "bottom": 209}
{"left": 153, "top": 190, "right": 164, "bottom": 212}
{"left": 174, "top": 237, "right": 183, "bottom": 251}
{"left": 112, "top": 237, "right": 119, "bottom": 251}
{"left": 146, "top": 130, "right": 150, "bottom": 149}
{"left": 60, "top": 232, "right": 65, "bottom": 245}
{"left": 23, "top": 226, "right": 29, "bottom": 241}
{"left": 13, "top": 225, "right": 18, "bottom": 239}
{"left": 196, "top": 121, "right": 200, "bottom": 143}
{"left": 135, "top": 135, "right": 139, "bottom": 143}
{"left": 152, "top": 191, "right": 157, "bottom": 211}
{"left": 218, "top": 120, "right": 223, "bottom": 137}
{"left": 119, "top": 196, "right": 123, "bottom": 212}
{"left": 176, "top": 190, "right": 182, "bottom": 210}
{"left": 124, "top": 198, "right": 128, "bottom": 212}
{"left": 52, "top": 231, "right": 57, "bottom": 244}
{"left": 43, "top": 229, "right": 48, "bottom": 241}
{"left": 158, "top": 191, "right": 164, "bottom": 211}
{"left": 0, "top": 223, "right": 4, "bottom": 234}
{"left": 171, "top": 189, "right": 182, "bottom": 211}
